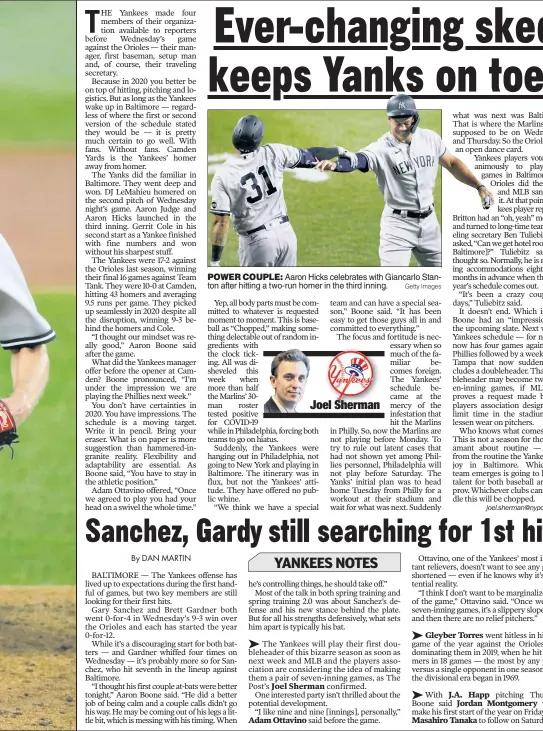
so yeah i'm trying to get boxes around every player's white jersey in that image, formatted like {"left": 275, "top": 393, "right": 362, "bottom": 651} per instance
{"left": 0, "top": 234, "right": 55, "bottom": 350}
{"left": 210, "top": 143, "right": 301, "bottom": 234}
{"left": 361, "top": 128, "right": 445, "bottom": 211}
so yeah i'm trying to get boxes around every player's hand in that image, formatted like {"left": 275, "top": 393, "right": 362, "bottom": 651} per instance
{"left": 314, "top": 159, "right": 337, "bottom": 172}
{"left": 478, "top": 186, "right": 494, "bottom": 210}
{"left": 210, "top": 260, "right": 221, "bottom": 267}
{"left": 337, "top": 147, "right": 358, "bottom": 168}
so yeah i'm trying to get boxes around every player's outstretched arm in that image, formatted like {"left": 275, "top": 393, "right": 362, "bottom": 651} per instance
{"left": 295, "top": 146, "right": 358, "bottom": 169}
{"left": 439, "top": 150, "right": 494, "bottom": 210}
{"left": 314, "top": 152, "right": 369, "bottom": 173}
{"left": 3, "top": 344, "right": 49, "bottom": 425}
{"left": 293, "top": 146, "right": 339, "bottom": 168}
{"left": 210, "top": 214, "right": 230, "bottom": 266}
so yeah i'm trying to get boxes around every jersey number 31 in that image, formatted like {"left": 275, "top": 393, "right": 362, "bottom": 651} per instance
{"left": 240, "top": 166, "right": 277, "bottom": 204}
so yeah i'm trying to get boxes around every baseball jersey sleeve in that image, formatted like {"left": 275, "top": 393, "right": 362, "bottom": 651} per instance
{"left": 434, "top": 132, "right": 447, "bottom": 158}
{"left": 266, "top": 143, "right": 302, "bottom": 170}
{"left": 0, "top": 235, "right": 55, "bottom": 350}
{"left": 210, "top": 172, "right": 231, "bottom": 216}
{"left": 359, "top": 141, "right": 381, "bottom": 172}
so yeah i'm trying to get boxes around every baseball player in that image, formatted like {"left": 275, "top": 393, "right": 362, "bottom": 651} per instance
{"left": 315, "top": 95, "right": 494, "bottom": 267}
{"left": 209, "top": 115, "right": 356, "bottom": 266}
{"left": 0, "top": 233, "right": 55, "bottom": 451}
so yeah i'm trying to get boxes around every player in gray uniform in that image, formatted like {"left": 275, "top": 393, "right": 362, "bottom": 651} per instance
{"left": 315, "top": 95, "right": 494, "bottom": 267}
{"left": 209, "top": 115, "right": 355, "bottom": 266}
{"left": 0, "top": 233, "right": 55, "bottom": 426}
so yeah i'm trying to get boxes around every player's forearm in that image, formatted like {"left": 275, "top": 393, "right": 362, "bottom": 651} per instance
{"left": 307, "top": 147, "right": 340, "bottom": 160}
{"left": 446, "top": 157, "right": 483, "bottom": 189}
{"left": 210, "top": 216, "right": 230, "bottom": 264}
{"left": 5, "top": 345, "right": 49, "bottom": 424}
{"left": 295, "top": 147, "right": 340, "bottom": 168}
{"left": 334, "top": 153, "right": 369, "bottom": 173}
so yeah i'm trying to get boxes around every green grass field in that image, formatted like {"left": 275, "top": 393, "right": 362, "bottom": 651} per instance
{"left": 0, "top": 1, "right": 75, "bottom": 144}
{"left": 0, "top": 2, "right": 75, "bottom": 585}
{"left": 208, "top": 109, "right": 442, "bottom": 267}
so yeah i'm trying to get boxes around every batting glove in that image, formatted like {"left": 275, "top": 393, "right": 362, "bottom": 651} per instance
{"left": 336, "top": 146, "right": 358, "bottom": 169}
{"left": 481, "top": 193, "right": 494, "bottom": 210}
{"left": 478, "top": 185, "right": 494, "bottom": 210}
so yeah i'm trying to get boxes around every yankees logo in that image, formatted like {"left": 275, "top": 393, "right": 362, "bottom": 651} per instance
{"left": 328, "top": 351, "right": 374, "bottom": 399}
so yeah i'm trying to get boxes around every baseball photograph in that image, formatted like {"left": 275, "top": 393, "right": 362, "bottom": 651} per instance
{"left": 208, "top": 104, "right": 493, "bottom": 268}
{"left": 0, "top": 2, "right": 75, "bottom": 729}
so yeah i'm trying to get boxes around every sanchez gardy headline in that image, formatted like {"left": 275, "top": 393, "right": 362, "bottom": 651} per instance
{"left": 86, "top": 516, "right": 543, "bottom": 548}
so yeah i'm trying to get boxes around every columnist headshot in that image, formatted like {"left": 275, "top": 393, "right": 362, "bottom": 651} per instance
{"left": 264, "top": 349, "right": 310, "bottom": 414}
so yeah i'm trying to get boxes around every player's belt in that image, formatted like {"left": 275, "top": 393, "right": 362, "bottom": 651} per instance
{"left": 246, "top": 215, "right": 289, "bottom": 235}
{"left": 392, "top": 206, "right": 433, "bottom": 219}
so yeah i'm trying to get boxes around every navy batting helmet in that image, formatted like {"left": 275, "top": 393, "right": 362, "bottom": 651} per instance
{"left": 386, "top": 94, "right": 419, "bottom": 133}
{"left": 232, "top": 115, "right": 264, "bottom": 153}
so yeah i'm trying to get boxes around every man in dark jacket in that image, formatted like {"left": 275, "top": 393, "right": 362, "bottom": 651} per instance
{"left": 264, "top": 349, "right": 310, "bottom": 415}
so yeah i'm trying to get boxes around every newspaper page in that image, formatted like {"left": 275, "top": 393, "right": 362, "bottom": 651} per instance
{"left": 77, "top": 1, "right": 543, "bottom": 729}
{"left": 0, "top": 3, "right": 76, "bottom": 730}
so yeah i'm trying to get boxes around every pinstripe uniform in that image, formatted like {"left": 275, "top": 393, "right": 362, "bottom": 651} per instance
{"left": 0, "top": 234, "right": 55, "bottom": 350}
{"left": 361, "top": 129, "right": 444, "bottom": 267}
{"left": 210, "top": 143, "right": 301, "bottom": 267}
